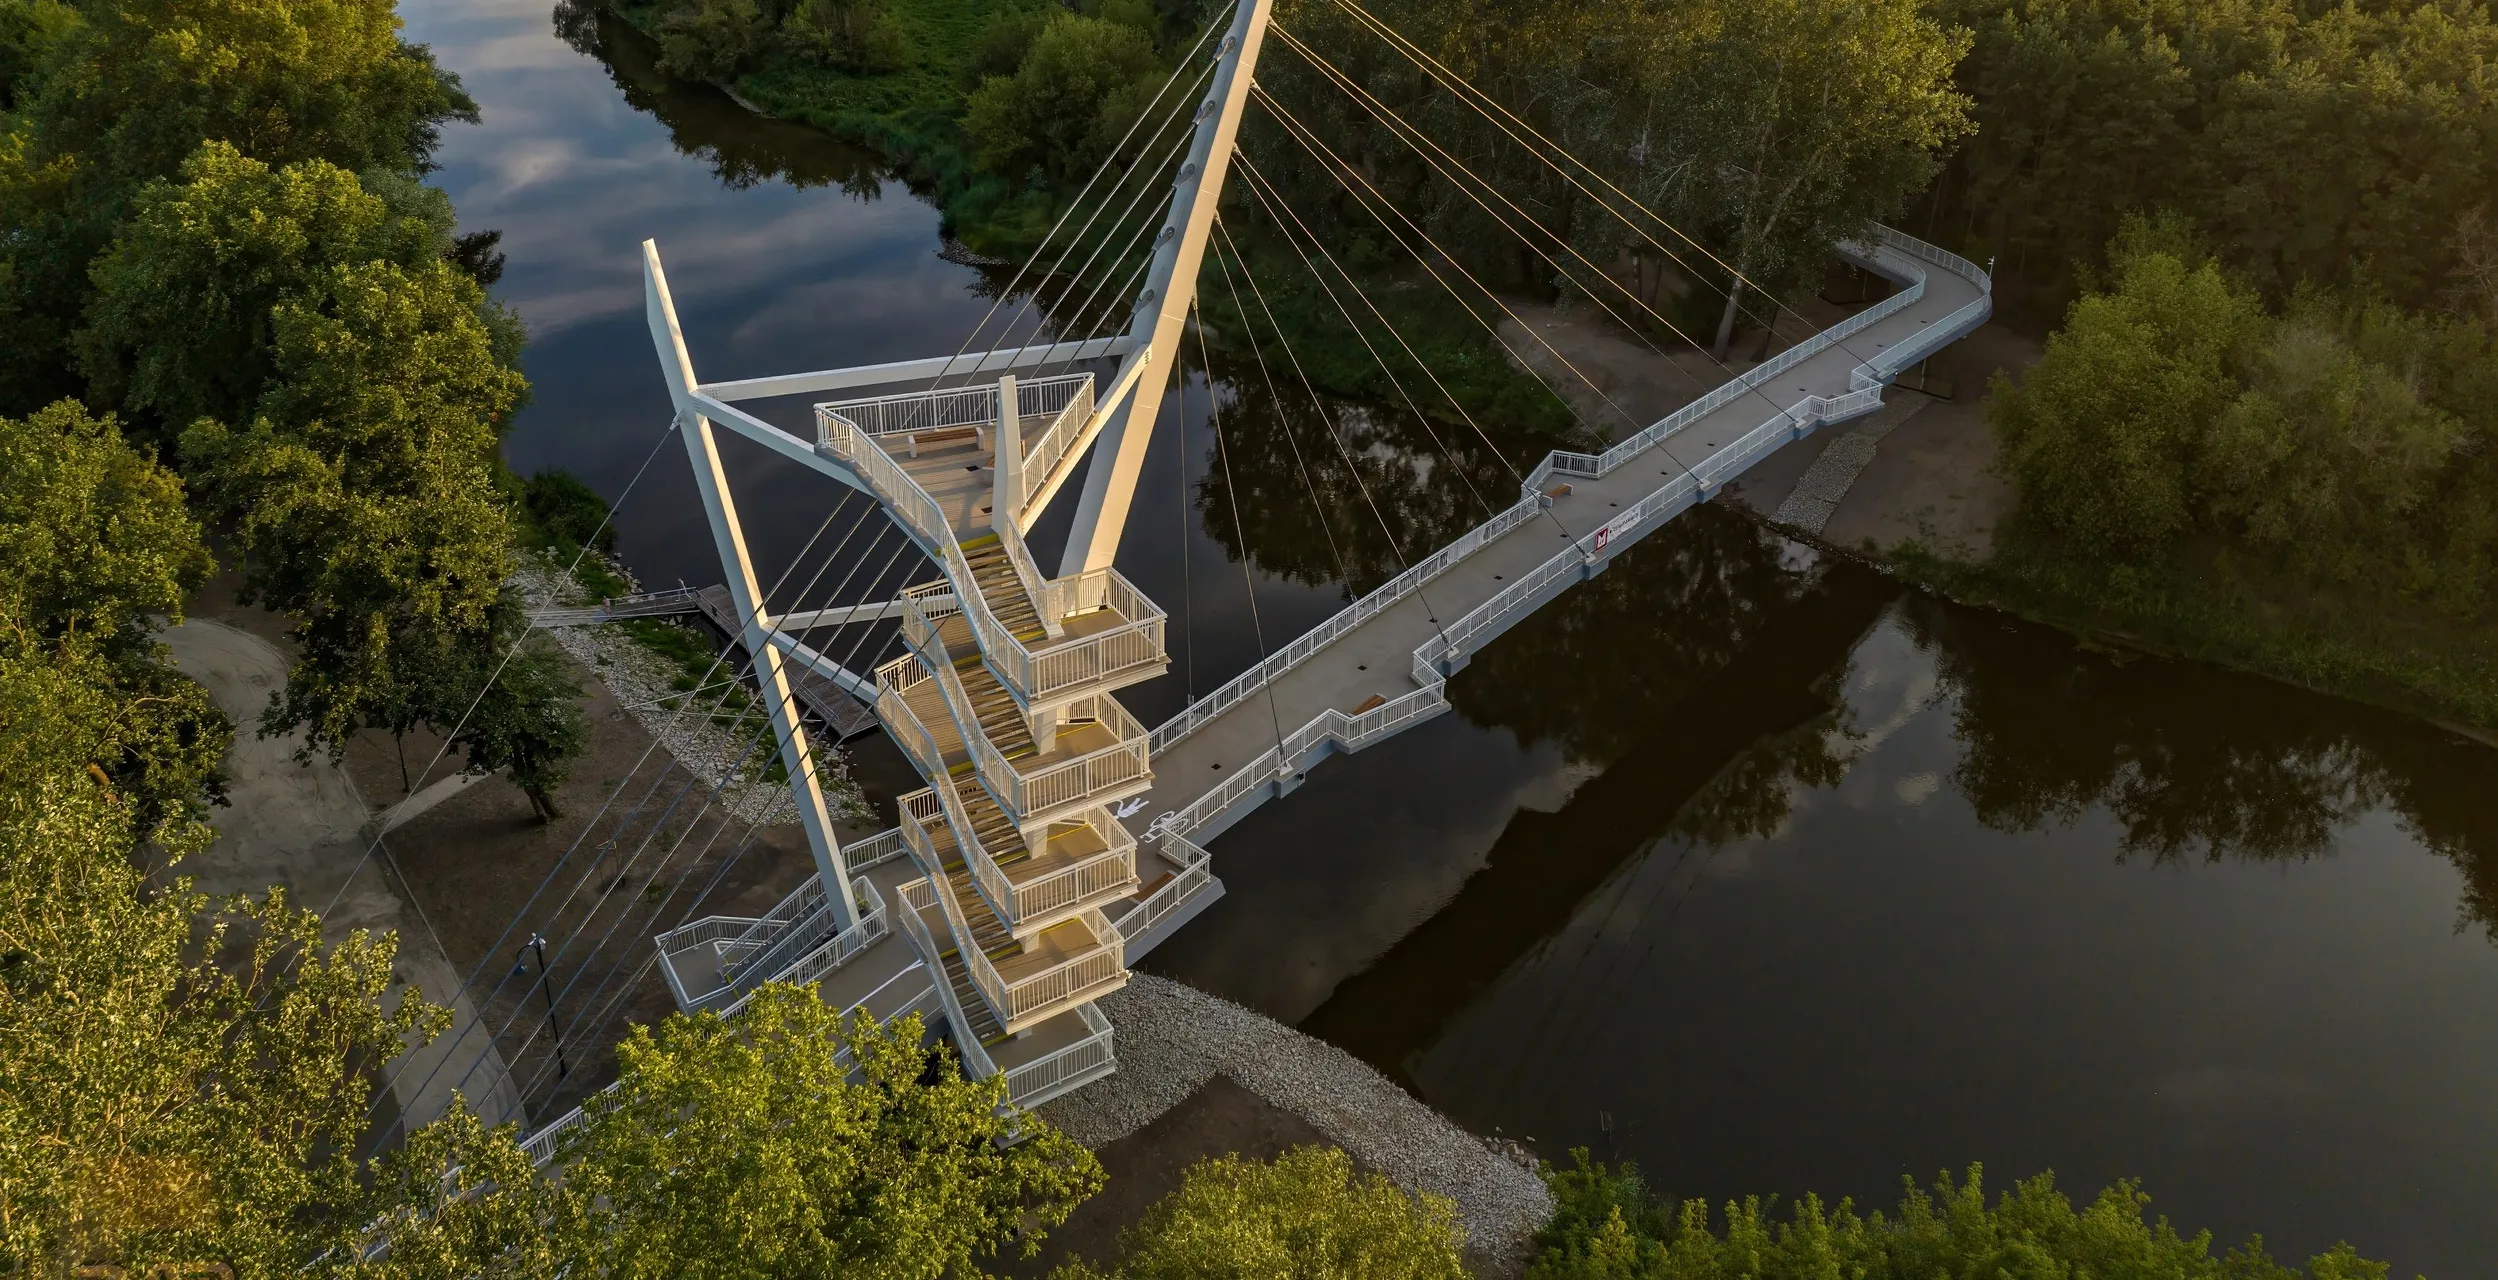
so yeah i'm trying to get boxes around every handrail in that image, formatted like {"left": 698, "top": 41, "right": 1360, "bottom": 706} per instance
{"left": 824, "top": 406, "right": 1165, "bottom": 711}
{"left": 1149, "top": 224, "right": 1992, "bottom": 762}
{"left": 895, "top": 877, "right": 1000, "bottom": 1079}
{"left": 1142, "top": 227, "right": 1990, "bottom": 848}
{"left": 1002, "top": 1000, "right": 1115, "bottom": 1108}
{"left": 994, "top": 517, "right": 1061, "bottom": 639}
{"left": 817, "top": 406, "right": 1034, "bottom": 696}
{"left": 899, "top": 783, "right": 1015, "bottom": 931}
{"left": 1008, "top": 694, "right": 1151, "bottom": 818}
{"left": 1115, "top": 831, "right": 1214, "bottom": 943}
{"left": 1012, "top": 379, "right": 1095, "bottom": 521}
{"left": 922, "top": 861, "right": 1015, "bottom": 1021}
{"left": 719, "top": 879, "right": 889, "bottom": 1019}
{"left": 1009, "top": 807, "right": 1139, "bottom": 923}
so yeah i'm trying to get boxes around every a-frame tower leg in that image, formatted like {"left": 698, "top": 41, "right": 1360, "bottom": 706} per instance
{"left": 1058, "top": 0, "right": 1274, "bottom": 577}
{"left": 643, "top": 242, "right": 857, "bottom": 932}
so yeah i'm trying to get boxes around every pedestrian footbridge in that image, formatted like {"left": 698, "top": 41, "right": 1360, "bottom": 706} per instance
{"left": 534, "top": 0, "right": 1994, "bottom": 1147}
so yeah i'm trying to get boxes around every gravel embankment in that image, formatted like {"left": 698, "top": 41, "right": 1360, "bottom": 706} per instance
{"left": 514, "top": 561, "right": 866, "bottom": 826}
{"left": 1041, "top": 975, "right": 1553, "bottom": 1264}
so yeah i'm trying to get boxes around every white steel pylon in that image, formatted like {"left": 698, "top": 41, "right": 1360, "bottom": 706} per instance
{"left": 639, "top": 0, "right": 1270, "bottom": 1066}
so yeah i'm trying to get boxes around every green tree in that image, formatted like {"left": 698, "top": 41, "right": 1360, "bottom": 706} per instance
{"left": 0, "top": 0, "right": 74, "bottom": 109}
{"left": 0, "top": 0, "right": 474, "bottom": 413}
{"left": 1661, "top": 0, "right": 1972, "bottom": 355}
{"left": 448, "top": 630, "right": 587, "bottom": 822}
{"left": 75, "top": 141, "right": 460, "bottom": 434}
{"left": 1057, "top": 1146, "right": 1467, "bottom": 1280}
{"left": 180, "top": 247, "right": 526, "bottom": 757}
{"left": 0, "top": 399, "right": 228, "bottom": 856}
{"left": 655, "top": 0, "right": 772, "bottom": 82}
{"left": 783, "top": 0, "right": 904, "bottom": 72}
{"left": 364, "top": 985, "right": 1103, "bottom": 1277}
{"left": 963, "top": 12, "right": 1163, "bottom": 182}
{"left": 1525, "top": 1154, "right": 2400, "bottom": 1280}
{"left": 0, "top": 625, "right": 443, "bottom": 1275}
{"left": 1987, "top": 236, "right": 2267, "bottom": 561}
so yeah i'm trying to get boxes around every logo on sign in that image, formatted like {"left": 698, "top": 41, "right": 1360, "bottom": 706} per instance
{"left": 1591, "top": 509, "right": 1640, "bottom": 558}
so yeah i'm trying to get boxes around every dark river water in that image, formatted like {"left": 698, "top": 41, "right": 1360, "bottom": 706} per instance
{"left": 412, "top": 3, "right": 2498, "bottom": 1274}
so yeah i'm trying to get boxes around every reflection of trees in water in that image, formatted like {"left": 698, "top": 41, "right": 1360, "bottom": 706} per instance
{"left": 1194, "top": 358, "right": 1528, "bottom": 596}
{"left": 1669, "top": 697, "right": 1854, "bottom": 847}
{"left": 552, "top": 1, "right": 887, "bottom": 196}
{"left": 1904, "top": 595, "right": 2498, "bottom": 940}
{"left": 1453, "top": 505, "right": 1841, "bottom": 767}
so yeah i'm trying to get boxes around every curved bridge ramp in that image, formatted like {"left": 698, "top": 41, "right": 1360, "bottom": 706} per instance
{"left": 1118, "top": 228, "right": 1991, "bottom": 926}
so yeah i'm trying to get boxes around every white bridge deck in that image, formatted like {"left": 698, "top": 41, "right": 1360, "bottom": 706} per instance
{"left": 1115, "top": 230, "right": 1991, "bottom": 887}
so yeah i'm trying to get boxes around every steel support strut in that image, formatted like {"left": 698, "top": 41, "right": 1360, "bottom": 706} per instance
{"left": 642, "top": 241, "right": 858, "bottom": 931}
{"left": 1058, "top": 0, "right": 1274, "bottom": 577}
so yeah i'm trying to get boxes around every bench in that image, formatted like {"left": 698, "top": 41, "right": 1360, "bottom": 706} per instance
{"left": 1539, "top": 482, "right": 1572, "bottom": 507}
{"left": 897, "top": 424, "right": 987, "bottom": 457}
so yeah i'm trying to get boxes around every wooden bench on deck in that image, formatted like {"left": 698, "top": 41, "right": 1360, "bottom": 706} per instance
{"left": 893, "top": 424, "right": 987, "bottom": 457}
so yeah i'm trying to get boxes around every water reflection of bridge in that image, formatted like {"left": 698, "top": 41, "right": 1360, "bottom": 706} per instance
{"left": 523, "top": 0, "right": 1991, "bottom": 1148}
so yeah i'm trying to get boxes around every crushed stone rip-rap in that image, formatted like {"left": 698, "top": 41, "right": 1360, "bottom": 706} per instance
{"left": 513, "top": 560, "right": 866, "bottom": 826}
{"left": 1039, "top": 975, "right": 1553, "bottom": 1267}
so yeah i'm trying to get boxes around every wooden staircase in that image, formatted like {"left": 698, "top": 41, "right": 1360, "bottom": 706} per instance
{"left": 948, "top": 659, "right": 1038, "bottom": 765}
{"left": 933, "top": 943, "right": 1005, "bottom": 1044}
{"left": 958, "top": 534, "right": 1047, "bottom": 641}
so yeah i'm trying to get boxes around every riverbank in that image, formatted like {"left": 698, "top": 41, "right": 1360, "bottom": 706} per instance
{"left": 1035, "top": 974, "right": 1552, "bottom": 1276}
{"left": 1572, "top": 298, "right": 2498, "bottom": 740}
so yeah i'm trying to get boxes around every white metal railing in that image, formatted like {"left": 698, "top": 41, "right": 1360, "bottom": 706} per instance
{"left": 1009, "top": 694, "right": 1151, "bottom": 818}
{"left": 519, "top": 1098, "right": 592, "bottom": 1166}
{"left": 1115, "top": 831, "right": 1214, "bottom": 943}
{"left": 1003, "top": 1001, "right": 1116, "bottom": 1108}
{"left": 1012, "top": 379, "right": 1096, "bottom": 519}
{"left": 817, "top": 405, "right": 1034, "bottom": 694}
{"left": 896, "top": 876, "right": 1000, "bottom": 1079}
{"left": 899, "top": 783, "right": 1011, "bottom": 926}
{"left": 903, "top": 789, "right": 1135, "bottom": 932}
{"left": 1149, "top": 493, "right": 1542, "bottom": 754}
{"left": 923, "top": 861, "right": 1014, "bottom": 1022}
{"left": 825, "top": 405, "right": 1165, "bottom": 716}
{"left": 1151, "top": 223, "right": 1991, "bottom": 764}
{"left": 719, "top": 879, "right": 889, "bottom": 1019}
{"left": 921, "top": 859, "right": 1125, "bottom": 1032}
{"left": 1010, "top": 808, "right": 1139, "bottom": 924}
{"left": 1142, "top": 226, "right": 1990, "bottom": 849}
{"left": 903, "top": 568, "right": 1167, "bottom": 709}
{"left": 874, "top": 656, "right": 952, "bottom": 781}
{"left": 993, "top": 518, "right": 1060, "bottom": 638}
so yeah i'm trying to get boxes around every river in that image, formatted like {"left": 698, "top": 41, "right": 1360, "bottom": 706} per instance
{"left": 410, "top": 3, "right": 2498, "bottom": 1274}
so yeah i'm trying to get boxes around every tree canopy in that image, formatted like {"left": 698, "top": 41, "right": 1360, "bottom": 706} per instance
{"left": 1056, "top": 1145, "right": 1469, "bottom": 1280}
{"left": 0, "top": 399, "right": 226, "bottom": 855}
{"left": 0, "top": 418, "right": 440, "bottom": 1271}
{"left": 359, "top": 986, "right": 1105, "bottom": 1278}
{"left": 1527, "top": 1154, "right": 2399, "bottom": 1280}
{"left": 0, "top": 0, "right": 476, "bottom": 410}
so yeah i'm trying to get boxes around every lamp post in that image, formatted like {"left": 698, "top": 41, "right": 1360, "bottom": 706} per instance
{"left": 514, "top": 934, "right": 568, "bottom": 1081}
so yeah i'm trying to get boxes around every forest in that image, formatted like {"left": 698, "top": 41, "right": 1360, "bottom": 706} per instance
{"left": 0, "top": 0, "right": 2471, "bottom": 1273}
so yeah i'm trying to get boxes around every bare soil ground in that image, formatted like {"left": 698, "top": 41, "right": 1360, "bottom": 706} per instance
{"left": 1004, "top": 1075, "right": 1345, "bottom": 1278}
{"left": 183, "top": 566, "right": 896, "bottom": 1132}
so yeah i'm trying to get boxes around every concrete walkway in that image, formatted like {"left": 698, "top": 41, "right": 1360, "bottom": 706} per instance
{"left": 161, "top": 618, "right": 521, "bottom": 1131}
